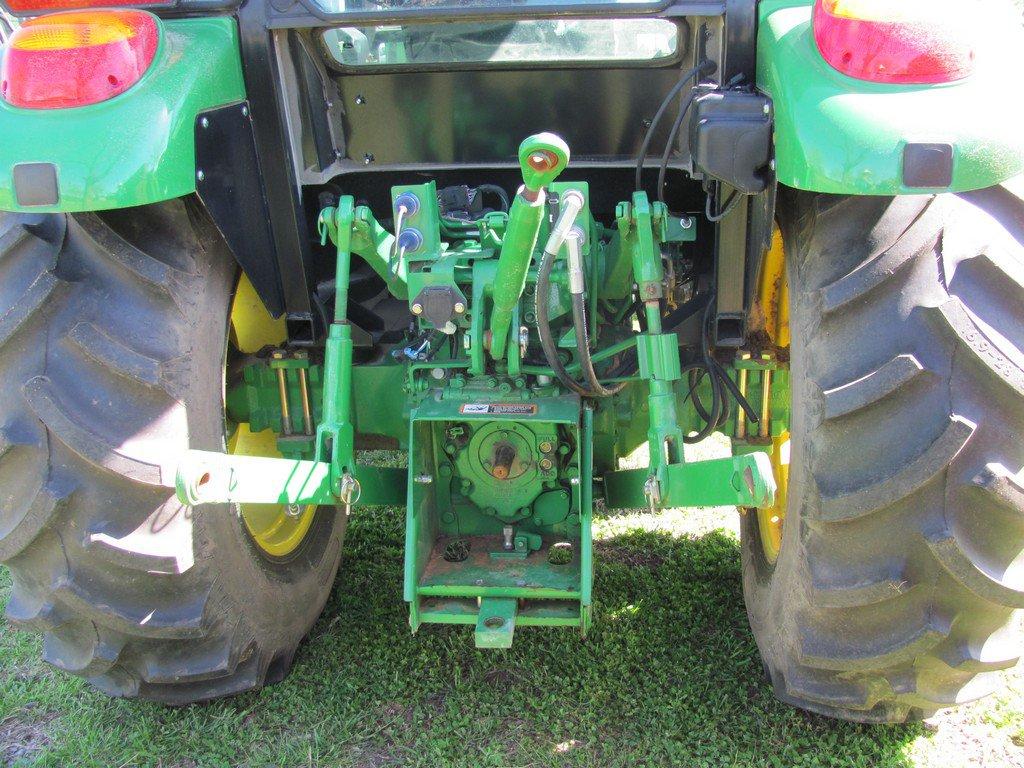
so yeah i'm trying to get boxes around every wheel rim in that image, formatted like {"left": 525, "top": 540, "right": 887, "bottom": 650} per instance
{"left": 755, "top": 228, "right": 790, "bottom": 565}
{"left": 228, "top": 274, "right": 317, "bottom": 558}
{"left": 758, "top": 431, "right": 789, "bottom": 564}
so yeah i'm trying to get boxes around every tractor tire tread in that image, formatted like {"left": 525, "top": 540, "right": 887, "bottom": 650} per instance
{"left": 0, "top": 201, "right": 344, "bottom": 704}
{"left": 745, "top": 181, "right": 1024, "bottom": 722}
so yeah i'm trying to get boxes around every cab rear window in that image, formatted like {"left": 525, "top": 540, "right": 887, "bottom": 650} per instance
{"left": 322, "top": 20, "right": 679, "bottom": 69}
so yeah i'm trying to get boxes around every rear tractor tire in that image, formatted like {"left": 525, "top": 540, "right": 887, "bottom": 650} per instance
{"left": 0, "top": 200, "right": 345, "bottom": 703}
{"left": 743, "top": 183, "right": 1024, "bottom": 722}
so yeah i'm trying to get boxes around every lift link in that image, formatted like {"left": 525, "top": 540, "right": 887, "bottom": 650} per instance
{"left": 174, "top": 197, "right": 405, "bottom": 510}
{"left": 603, "top": 193, "right": 776, "bottom": 512}
{"left": 623, "top": 194, "right": 683, "bottom": 507}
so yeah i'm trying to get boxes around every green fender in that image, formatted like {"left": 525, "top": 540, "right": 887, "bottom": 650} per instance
{"left": 757, "top": 0, "right": 1024, "bottom": 195}
{"left": 0, "top": 17, "right": 246, "bottom": 213}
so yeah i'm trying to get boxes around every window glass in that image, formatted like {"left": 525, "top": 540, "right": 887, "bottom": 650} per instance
{"left": 322, "top": 20, "right": 679, "bottom": 68}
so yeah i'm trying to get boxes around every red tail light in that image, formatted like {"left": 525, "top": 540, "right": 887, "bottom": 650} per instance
{"left": 813, "top": 0, "right": 977, "bottom": 84}
{"left": 5, "top": 0, "right": 169, "bottom": 13}
{"left": 1, "top": 10, "right": 159, "bottom": 109}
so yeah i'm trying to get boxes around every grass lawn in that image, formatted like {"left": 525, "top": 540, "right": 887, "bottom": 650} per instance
{"left": 2, "top": 441, "right": 1024, "bottom": 767}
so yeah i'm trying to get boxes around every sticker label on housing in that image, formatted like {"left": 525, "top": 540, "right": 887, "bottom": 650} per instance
{"left": 459, "top": 403, "right": 539, "bottom": 416}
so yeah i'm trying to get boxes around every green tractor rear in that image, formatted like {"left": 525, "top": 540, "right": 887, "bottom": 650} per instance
{"left": 0, "top": 0, "right": 1022, "bottom": 723}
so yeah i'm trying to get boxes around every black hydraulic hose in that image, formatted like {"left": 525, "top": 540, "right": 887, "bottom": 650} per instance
{"left": 657, "top": 90, "right": 698, "bottom": 204}
{"left": 635, "top": 60, "right": 716, "bottom": 192}
{"left": 477, "top": 184, "right": 510, "bottom": 213}
{"left": 687, "top": 367, "right": 713, "bottom": 424}
{"left": 682, "top": 302, "right": 727, "bottom": 443}
{"left": 571, "top": 293, "right": 627, "bottom": 398}
{"left": 705, "top": 187, "right": 742, "bottom": 222}
{"left": 682, "top": 362, "right": 720, "bottom": 444}
{"left": 680, "top": 298, "right": 760, "bottom": 443}
{"left": 535, "top": 247, "right": 592, "bottom": 397}
{"left": 711, "top": 355, "right": 759, "bottom": 424}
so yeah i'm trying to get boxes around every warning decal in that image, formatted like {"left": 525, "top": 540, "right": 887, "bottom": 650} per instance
{"left": 459, "top": 403, "right": 539, "bottom": 416}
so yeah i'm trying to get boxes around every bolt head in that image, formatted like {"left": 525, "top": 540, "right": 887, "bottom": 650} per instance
{"left": 200, "top": 117, "right": 209, "bottom": 129}
{"left": 539, "top": 458, "right": 554, "bottom": 471}
{"left": 196, "top": 170, "right": 205, "bottom": 182}
{"left": 411, "top": 303, "right": 423, "bottom": 315}
{"left": 454, "top": 302, "right": 465, "bottom": 314}
{"left": 539, "top": 441, "right": 553, "bottom": 454}
{"left": 241, "top": 105, "right": 249, "bottom": 117}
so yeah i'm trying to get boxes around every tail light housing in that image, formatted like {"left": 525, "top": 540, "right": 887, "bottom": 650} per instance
{"left": 4, "top": 0, "right": 167, "bottom": 11}
{"left": 1, "top": 10, "right": 159, "bottom": 109}
{"left": 813, "top": 0, "right": 977, "bottom": 84}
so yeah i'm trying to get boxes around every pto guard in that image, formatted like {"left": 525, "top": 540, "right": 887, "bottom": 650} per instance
{"left": 0, "top": 17, "right": 245, "bottom": 213}
{"left": 758, "top": 0, "right": 1024, "bottom": 195}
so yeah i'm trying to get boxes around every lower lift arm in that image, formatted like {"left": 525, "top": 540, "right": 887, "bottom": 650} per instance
{"left": 176, "top": 197, "right": 405, "bottom": 511}
{"left": 602, "top": 193, "right": 775, "bottom": 511}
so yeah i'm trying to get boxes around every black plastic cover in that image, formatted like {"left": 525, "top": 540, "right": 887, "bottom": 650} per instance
{"left": 689, "top": 91, "right": 772, "bottom": 195}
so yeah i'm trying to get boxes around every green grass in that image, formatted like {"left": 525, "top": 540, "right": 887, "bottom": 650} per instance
{"left": 3, "top": 450, "right": 1024, "bottom": 767}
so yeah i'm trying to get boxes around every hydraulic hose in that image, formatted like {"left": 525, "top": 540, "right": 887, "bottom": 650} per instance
{"left": 635, "top": 59, "right": 716, "bottom": 192}
{"left": 680, "top": 298, "right": 759, "bottom": 443}
{"left": 567, "top": 232, "right": 626, "bottom": 398}
{"left": 657, "top": 89, "right": 699, "bottom": 204}
{"left": 535, "top": 244, "right": 592, "bottom": 397}
{"left": 571, "top": 293, "right": 626, "bottom": 397}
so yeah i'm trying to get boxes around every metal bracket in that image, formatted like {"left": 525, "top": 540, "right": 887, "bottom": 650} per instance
{"left": 474, "top": 597, "right": 518, "bottom": 649}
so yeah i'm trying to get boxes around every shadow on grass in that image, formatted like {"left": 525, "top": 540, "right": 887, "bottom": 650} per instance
{"left": 0, "top": 508, "right": 927, "bottom": 768}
